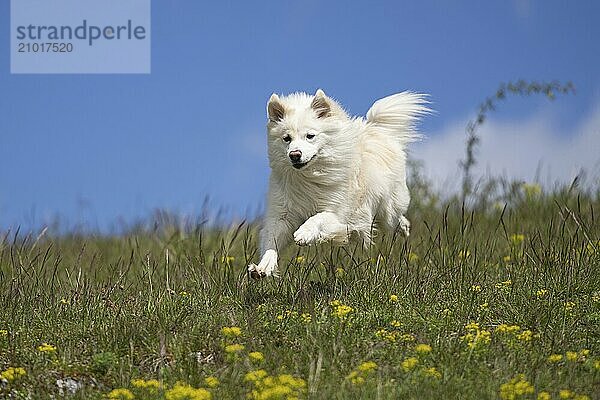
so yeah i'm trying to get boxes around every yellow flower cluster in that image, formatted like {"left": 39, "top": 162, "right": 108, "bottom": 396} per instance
{"left": 1, "top": 367, "right": 26, "bottom": 382}
{"left": 558, "top": 389, "right": 590, "bottom": 400}
{"left": 347, "top": 361, "right": 377, "bottom": 385}
{"left": 509, "top": 234, "right": 525, "bottom": 246}
{"left": 415, "top": 343, "right": 432, "bottom": 354}
{"left": 461, "top": 322, "right": 491, "bottom": 349}
{"left": 548, "top": 349, "right": 590, "bottom": 363}
{"left": 131, "top": 378, "right": 160, "bottom": 392}
{"left": 496, "top": 324, "right": 521, "bottom": 334}
{"left": 422, "top": 367, "right": 442, "bottom": 379}
{"left": 401, "top": 357, "right": 419, "bottom": 372}
{"left": 221, "top": 326, "right": 242, "bottom": 338}
{"left": 0, "top": 329, "right": 7, "bottom": 336}
{"left": 389, "top": 294, "right": 399, "bottom": 303}
{"left": 244, "top": 369, "right": 306, "bottom": 399}
{"left": 470, "top": 285, "right": 482, "bottom": 293}
{"left": 375, "top": 329, "right": 414, "bottom": 344}
{"left": 330, "top": 300, "right": 353, "bottom": 320}
{"left": 249, "top": 351, "right": 264, "bottom": 363}
{"left": 38, "top": 343, "right": 57, "bottom": 353}
{"left": 107, "top": 388, "right": 135, "bottom": 399}
{"left": 499, "top": 375, "right": 534, "bottom": 400}
{"left": 165, "top": 382, "right": 212, "bottom": 400}
{"left": 300, "top": 313, "right": 312, "bottom": 324}
{"left": 536, "top": 289, "right": 548, "bottom": 298}
{"left": 204, "top": 377, "right": 219, "bottom": 388}
{"left": 224, "top": 344, "right": 245, "bottom": 354}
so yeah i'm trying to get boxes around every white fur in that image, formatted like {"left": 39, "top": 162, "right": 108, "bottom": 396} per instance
{"left": 248, "top": 89, "right": 429, "bottom": 278}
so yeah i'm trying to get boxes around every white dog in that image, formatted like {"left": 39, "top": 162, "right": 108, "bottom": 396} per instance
{"left": 248, "top": 89, "right": 429, "bottom": 278}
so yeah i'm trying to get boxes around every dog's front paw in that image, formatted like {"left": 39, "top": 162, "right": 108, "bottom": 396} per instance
{"left": 248, "top": 249, "right": 278, "bottom": 279}
{"left": 294, "top": 223, "right": 321, "bottom": 246}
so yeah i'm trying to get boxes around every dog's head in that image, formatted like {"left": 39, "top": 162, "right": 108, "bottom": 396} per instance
{"left": 266, "top": 89, "right": 347, "bottom": 171}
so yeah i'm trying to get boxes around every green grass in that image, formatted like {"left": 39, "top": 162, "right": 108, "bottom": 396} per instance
{"left": 1, "top": 184, "right": 599, "bottom": 399}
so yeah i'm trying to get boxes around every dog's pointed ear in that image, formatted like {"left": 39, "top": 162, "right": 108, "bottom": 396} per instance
{"left": 267, "top": 94, "right": 286, "bottom": 123}
{"left": 311, "top": 89, "right": 331, "bottom": 118}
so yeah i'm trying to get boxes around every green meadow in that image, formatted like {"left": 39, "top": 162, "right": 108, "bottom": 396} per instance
{"left": 1, "top": 181, "right": 599, "bottom": 399}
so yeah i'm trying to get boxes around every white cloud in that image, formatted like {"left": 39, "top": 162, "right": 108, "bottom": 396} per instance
{"left": 412, "top": 103, "right": 600, "bottom": 191}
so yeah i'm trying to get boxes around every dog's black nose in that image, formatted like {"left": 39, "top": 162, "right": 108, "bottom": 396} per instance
{"left": 289, "top": 150, "right": 302, "bottom": 163}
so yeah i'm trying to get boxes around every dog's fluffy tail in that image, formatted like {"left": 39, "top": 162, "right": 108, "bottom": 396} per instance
{"left": 366, "top": 92, "right": 430, "bottom": 143}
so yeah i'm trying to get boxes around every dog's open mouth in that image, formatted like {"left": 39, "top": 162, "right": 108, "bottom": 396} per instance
{"left": 292, "top": 155, "right": 316, "bottom": 169}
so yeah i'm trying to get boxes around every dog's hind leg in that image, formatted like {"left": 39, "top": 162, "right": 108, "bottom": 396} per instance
{"left": 399, "top": 215, "right": 410, "bottom": 237}
{"left": 293, "top": 212, "right": 349, "bottom": 246}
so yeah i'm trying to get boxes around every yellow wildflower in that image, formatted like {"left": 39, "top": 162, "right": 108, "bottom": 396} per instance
{"left": 566, "top": 351, "right": 578, "bottom": 362}
{"left": 335, "top": 267, "right": 345, "bottom": 277}
{"left": 564, "top": 301, "right": 575, "bottom": 312}
{"left": 389, "top": 294, "right": 399, "bottom": 303}
{"left": 0, "top": 329, "right": 7, "bottom": 336}
{"left": 509, "top": 234, "right": 525, "bottom": 246}
{"left": 401, "top": 357, "right": 419, "bottom": 372}
{"left": 300, "top": 313, "right": 312, "bottom": 324}
{"left": 470, "top": 285, "right": 482, "bottom": 293}
{"left": 375, "top": 329, "right": 398, "bottom": 343}
{"left": 244, "top": 369, "right": 268, "bottom": 383}
{"left": 204, "top": 377, "right": 219, "bottom": 388}
{"left": 131, "top": 379, "right": 160, "bottom": 392}
{"left": 221, "top": 255, "right": 235, "bottom": 264}
{"left": 38, "top": 343, "right": 57, "bottom": 353}
{"left": 496, "top": 324, "right": 521, "bottom": 334}
{"left": 415, "top": 343, "right": 432, "bottom": 354}
{"left": 295, "top": 256, "right": 305, "bottom": 263}
{"left": 248, "top": 351, "right": 264, "bottom": 363}
{"left": 357, "top": 361, "right": 377, "bottom": 373}
{"left": 548, "top": 354, "right": 563, "bottom": 363}
{"left": 330, "top": 300, "right": 353, "bottom": 320}
{"left": 390, "top": 320, "right": 402, "bottom": 328}
{"left": 224, "top": 343, "right": 244, "bottom": 353}
{"left": 559, "top": 389, "right": 573, "bottom": 399}
{"left": 347, "top": 362, "right": 377, "bottom": 385}
{"left": 221, "top": 326, "right": 242, "bottom": 338}
{"left": 499, "top": 375, "right": 534, "bottom": 400}
{"left": 165, "top": 383, "right": 211, "bottom": 400}
{"left": 423, "top": 367, "right": 441, "bottom": 379}
{"left": 537, "top": 392, "right": 551, "bottom": 400}
{"left": 1, "top": 367, "right": 26, "bottom": 382}
{"left": 516, "top": 330, "right": 533, "bottom": 342}
{"left": 536, "top": 289, "right": 548, "bottom": 298}
{"left": 578, "top": 349, "right": 590, "bottom": 358}
{"left": 107, "top": 388, "right": 135, "bottom": 400}
{"left": 503, "top": 255, "right": 512, "bottom": 262}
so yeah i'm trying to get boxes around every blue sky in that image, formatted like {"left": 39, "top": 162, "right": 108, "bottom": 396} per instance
{"left": 1, "top": 1, "right": 599, "bottom": 232}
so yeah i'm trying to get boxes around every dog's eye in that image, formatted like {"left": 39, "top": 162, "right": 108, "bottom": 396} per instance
{"left": 282, "top": 135, "right": 291, "bottom": 143}
{"left": 306, "top": 133, "right": 316, "bottom": 140}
